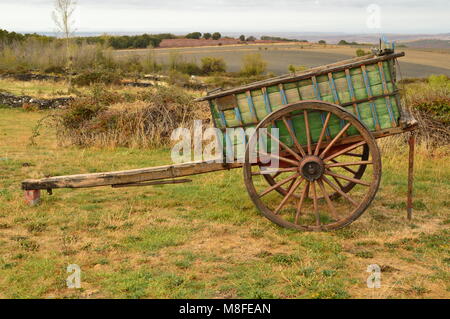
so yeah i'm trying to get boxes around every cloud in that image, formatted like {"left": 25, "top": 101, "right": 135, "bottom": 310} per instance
{"left": 0, "top": 0, "right": 448, "bottom": 33}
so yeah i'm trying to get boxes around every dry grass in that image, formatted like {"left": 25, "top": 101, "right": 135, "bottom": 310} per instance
{"left": 54, "top": 85, "right": 209, "bottom": 148}
{"left": 0, "top": 107, "right": 449, "bottom": 299}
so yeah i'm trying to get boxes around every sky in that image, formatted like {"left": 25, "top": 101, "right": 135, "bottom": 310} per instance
{"left": 0, "top": 0, "right": 449, "bottom": 35}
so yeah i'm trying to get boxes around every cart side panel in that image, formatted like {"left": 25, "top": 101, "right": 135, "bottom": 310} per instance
{"left": 211, "top": 56, "right": 403, "bottom": 157}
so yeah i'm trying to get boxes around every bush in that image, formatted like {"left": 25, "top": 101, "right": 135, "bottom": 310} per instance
{"left": 73, "top": 70, "right": 122, "bottom": 87}
{"left": 403, "top": 75, "right": 450, "bottom": 145}
{"left": 240, "top": 53, "right": 267, "bottom": 76}
{"left": 201, "top": 57, "right": 226, "bottom": 75}
{"left": 203, "top": 33, "right": 212, "bottom": 40}
{"left": 356, "top": 48, "right": 371, "bottom": 57}
{"left": 288, "top": 65, "right": 308, "bottom": 73}
{"left": 167, "top": 70, "right": 191, "bottom": 87}
{"left": 56, "top": 85, "right": 209, "bottom": 148}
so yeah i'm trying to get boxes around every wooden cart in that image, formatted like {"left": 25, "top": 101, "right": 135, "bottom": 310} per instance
{"left": 22, "top": 50, "right": 417, "bottom": 231}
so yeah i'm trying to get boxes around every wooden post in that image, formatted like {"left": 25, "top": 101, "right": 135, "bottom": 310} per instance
{"left": 407, "top": 134, "right": 415, "bottom": 220}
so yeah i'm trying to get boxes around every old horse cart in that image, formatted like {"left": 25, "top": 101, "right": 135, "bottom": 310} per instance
{"left": 22, "top": 49, "right": 417, "bottom": 231}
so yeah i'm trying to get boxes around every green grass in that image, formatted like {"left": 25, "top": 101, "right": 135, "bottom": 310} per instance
{"left": 0, "top": 108, "right": 449, "bottom": 299}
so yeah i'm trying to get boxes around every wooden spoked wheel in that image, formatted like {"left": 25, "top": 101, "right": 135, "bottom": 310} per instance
{"left": 262, "top": 144, "right": 369, "bottom": 200}
{"left": 243, "top": 101, "right": 382, "bottom": 231}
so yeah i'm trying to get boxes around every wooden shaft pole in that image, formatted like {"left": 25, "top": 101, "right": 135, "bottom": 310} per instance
{"left": 407, "top": 134, "right": 415, "bottom": 220}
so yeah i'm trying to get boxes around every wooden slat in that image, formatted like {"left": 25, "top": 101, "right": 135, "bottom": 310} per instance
{"left": 196, "top": 52, "right": 405, "bottom": 101}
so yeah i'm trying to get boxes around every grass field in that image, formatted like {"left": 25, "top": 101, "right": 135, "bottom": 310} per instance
{"left": 113, "top": 43, "right": 450, "bottom": 78}
{"left": 0, "top": 108, "right": 449, "bottom": 299}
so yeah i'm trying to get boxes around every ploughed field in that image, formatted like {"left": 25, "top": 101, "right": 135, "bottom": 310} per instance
{"left": 114, "top": 44, "right": 450, "bottom": 78}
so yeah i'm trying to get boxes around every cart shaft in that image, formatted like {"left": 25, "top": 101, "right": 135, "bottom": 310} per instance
{"left": 22, "top": 160, "right": 242, "bottom": 191}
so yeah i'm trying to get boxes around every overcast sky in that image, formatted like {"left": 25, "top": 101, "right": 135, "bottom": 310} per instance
{"left": 0, "top": 0, "right": 449, "bottom": 34}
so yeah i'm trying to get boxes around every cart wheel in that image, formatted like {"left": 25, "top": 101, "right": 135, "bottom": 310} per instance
{"left": 262, "top": 144, "right": 369, "bottom": 200}
{"left": 244, "top": 101, "right": 381, "bottom": 231}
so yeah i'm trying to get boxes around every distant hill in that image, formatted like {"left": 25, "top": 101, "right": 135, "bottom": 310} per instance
{"left": 400, "top": 39, "right": 450, "bottom": 49}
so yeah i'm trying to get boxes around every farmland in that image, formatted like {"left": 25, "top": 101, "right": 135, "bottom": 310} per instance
{"left": 113, "top": 43, "right": 450, "bottom": 78}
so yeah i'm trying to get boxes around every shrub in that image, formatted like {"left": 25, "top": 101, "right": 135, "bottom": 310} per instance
{"left": 240, "top": 53, "right": 267, "bottom": 76}
{"left": 56, "top": 85, "right": 209, "bottom": 148}
{"left": 201, "top": 57, "right": 226, "bottom": 75}
{"left": 403, "top": 75, "right": 450, "bottom": 145}
{"left": 167, "top": 70, "right": 191, "bottom": 87}
{"left": 73, "top": 70, "right": 122, "bottom": 87}
{"left": 203, "top": 33, "right": 212, "bottom": 40}
{"left": 288, "top": 64, "right": 308, "bottom": 73}
{"left": 356, "top": 48, "right": 371, "bottom": 56}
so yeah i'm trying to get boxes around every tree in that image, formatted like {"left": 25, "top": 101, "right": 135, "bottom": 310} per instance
{"left": 338, "top": 40, "right": 349, "bottom": 45}
{"left": 318, "top": 40, "right": 326, "bottom": 44}
{"left": 203, "top": 33, "right": 212, "bottom": 40}
{"left": 52, "top": 0, "right": 77, "bottom": 91}
{"left": 246, "top": 36, "right": 256, "bottom": 42}
{"left": 212, "top": 32, "right": 221, "bottom": 40}
{"left": 239, "top": 35, "right": 245, "bottom": 41}
{"left": 186, "top": 32, "right": 202, "bottom": 39}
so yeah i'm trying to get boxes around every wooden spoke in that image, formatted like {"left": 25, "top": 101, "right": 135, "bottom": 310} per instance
{"left": 311, "top": 181, "right": 320, "bottom": 226}
{"left": 317, "top": 179, "right": 339, "bottom": 220}
{"left": 325, "top": 170, "right": 371, "bottom": 186}
{"left": 345, "top": 152, "right": 364, "bottom": 157}
{"left": 304, "top": 111, "right": 312, "bottom": 155}
{"left": 265, "top": 131, "right": 302, "bottom": 162}
{"left": 314, "top": 112, "right": 332, "bottom": 156}
{"left": 282, "top": 117, "right": 306, "bottom": 157}
{"left": 320, "top": 123, "right": 352, "bottom": 159}
{"left": 258, "top": 151, "right": 300, "bottom": 167}
{"left": 327, "top": 160, "right": 373, "bottom": 168}
{"left": 330, "top": 159, "right": 357, "bottom": 175}
{"left": 322, "top": 175, "right": 358, "bottom": 206}
{"left": 259, "top": 173, "right": 299, "bottom": 197}
{"left": 332, "top": 175, "right": 345, "bottom": 189}
{"left": 272, "top": 171, "right": 282, "bottom": 179}
{"left": 274, "top": 178, "right": 304, "bottom": 214}
{"left": 252, "top": 167, "right": 298, "bottom": 176}
{"left": 323, "top": 141, "right": 367, "bottom": 162}
{"left": 295, "top": 181, "right": 309, "bottom": 224}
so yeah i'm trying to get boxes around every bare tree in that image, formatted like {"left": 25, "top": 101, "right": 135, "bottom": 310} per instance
{"left": 52, "top": 0, "right": 77, "bottom": 91}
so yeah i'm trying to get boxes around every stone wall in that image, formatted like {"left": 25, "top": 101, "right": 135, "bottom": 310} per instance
{"left": 0, "top": 92, "right": 73, "bottom": 109}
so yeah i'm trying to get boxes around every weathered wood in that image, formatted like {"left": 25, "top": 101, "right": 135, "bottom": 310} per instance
{"left": 22, "top": 160, "right": 243, "bottom": 190}
{"left": 111, "top": 179, "right": 192, "bottom": 188}
{"left": 196, "top": 52, "right": 405, "bottom": 101}
{"left": 407, "top": 134, "right": 415, "bottom": 220}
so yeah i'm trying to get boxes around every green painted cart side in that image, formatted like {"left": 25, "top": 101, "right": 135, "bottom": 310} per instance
{"left": 197, "top": 52, "right": 409, "bottom": 156}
